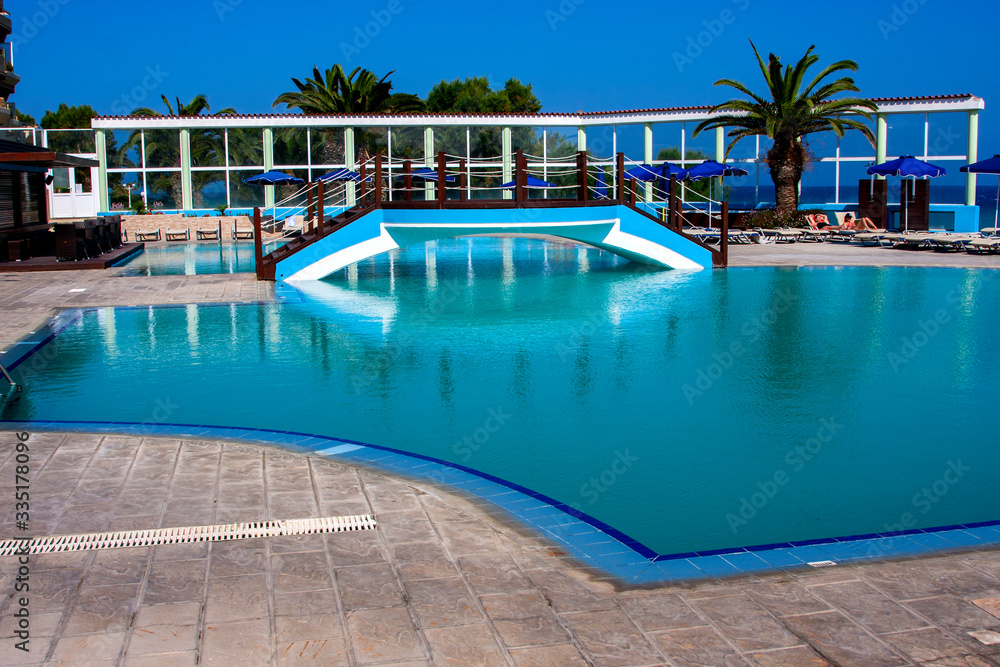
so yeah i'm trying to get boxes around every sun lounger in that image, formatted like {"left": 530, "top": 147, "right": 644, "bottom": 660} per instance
{"left": 881, "top": 232, "right": 933, "bottom": 249}
{"left": 756, "top": 228, "right": 802, "bottom": 243}
{"left": 854, "top": 232, "right": 890, "bottom": 246}
{"left": 196, "top": 223, "right": 221, "bottom": 240}
{"left": 165, "top": 228, "right": 190, "bottom": 241}
{"left": 135, "top": 229, "right": 161, "bottom": 242}
{"left": 966, "top": 237, "right": 1000, "bottom": 254}
{"left": 926, "top": 234, "right": 977, "bottom": 252}
{"left": 232, "top": 225, "right": 254, "bottom": 240}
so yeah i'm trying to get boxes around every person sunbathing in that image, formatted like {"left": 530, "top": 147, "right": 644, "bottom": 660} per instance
{"left": 843, "top": 213, "right": 879, "bottom": 231}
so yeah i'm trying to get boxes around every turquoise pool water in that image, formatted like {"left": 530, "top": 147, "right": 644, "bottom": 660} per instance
{"left": 117, "top": 241, "right": 284, "bottom": 275}
{"left": 7, "top": 237, "right": 1000, "bottom": 556}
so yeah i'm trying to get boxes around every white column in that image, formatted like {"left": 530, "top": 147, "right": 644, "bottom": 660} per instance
{"left": 424, "top": 126, "right": 434, "bottom": 200}
{"left": 966, "top": 110, "right": 979, "bottom": 207}
{"left": 345, "top": 127, "right": 356, "bottom": 206}
{"left": 502, "top": 126, "right": 512, "bottom": 200}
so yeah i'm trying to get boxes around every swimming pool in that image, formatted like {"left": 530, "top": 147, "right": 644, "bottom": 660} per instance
{"left": 5, "top": 237, "right": 1000, "bottom": 575}
{"left": 117, "top": 241, "right": 285, "bottom": 275}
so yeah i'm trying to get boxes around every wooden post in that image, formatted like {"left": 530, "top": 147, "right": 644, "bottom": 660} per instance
{"left": 459, "top": 159, "right": 467, "bottom": 201}
{"left": 576, "top": 151, "right": 588, "bottom": 202}
{"left": 403, "top": 160, "right": 412, "bottom": 203}
{"left": 306, "top": 183, "right": 315, "bottom": 232}
{"left": 515, "top": 150, "right": 525, "bottom": 204}
{"left": 437, "top": 151, "right": 447, "bottom": 207}
{"left": 628, "top": 178, "right": 636, "bottom": 205}
{"left": 668, "top": 176, "right": 677, "bottom": 229}
{"left": 374, "top": 153, "right": 383, "bottom": 204}
{"left": 616, "top": 152, "right": 625, "bottom": 203}
{"left": 720, "top": 201, "right": 730, "bottom": 267}
{"left": 253, "top": 207, "right": 264, "bottom": 280}
{"left": 316, "top": 179, "right": 325, "bottom": 237}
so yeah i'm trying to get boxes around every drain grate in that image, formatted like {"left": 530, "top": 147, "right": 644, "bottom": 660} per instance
{"left": 807, "top": 560, "right": 838, "bottom": 568}
{"left": 0, "top": 514, "right": 377, "bottom": 555}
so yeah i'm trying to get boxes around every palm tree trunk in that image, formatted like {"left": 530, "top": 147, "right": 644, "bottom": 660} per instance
{"left": 768, "top": 138, "right": 804, "bottom": 214}
{"left": 171, "top": 173, "right": 184, "bottom": 211}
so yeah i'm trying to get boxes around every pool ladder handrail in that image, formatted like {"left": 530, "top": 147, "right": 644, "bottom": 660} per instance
{"left": 0, "top": 360, "right": 21, "bottom": 416}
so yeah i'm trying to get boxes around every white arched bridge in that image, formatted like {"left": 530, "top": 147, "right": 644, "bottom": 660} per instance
{"left": 254, "top": 152, "right": 729, "bottom": 281}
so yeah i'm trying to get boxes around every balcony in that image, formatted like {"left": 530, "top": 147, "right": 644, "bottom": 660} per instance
{"left": 0, "top": 12, "right": 10, "bottom": 41}
{"left": 0, "top": 71, "right": 18, "bottom": 99}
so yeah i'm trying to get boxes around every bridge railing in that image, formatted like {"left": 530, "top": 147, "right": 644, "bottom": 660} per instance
{"left": 253, "top": 149, "right": 729, "bottom": 279}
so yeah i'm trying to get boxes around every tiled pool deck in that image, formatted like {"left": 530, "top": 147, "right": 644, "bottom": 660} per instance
{"left": 0, "top": 253, "right": 999, "bottom": 664}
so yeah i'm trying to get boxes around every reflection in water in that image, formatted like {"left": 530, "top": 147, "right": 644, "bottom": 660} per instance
{"left": 10, "top": 238, "right": 1000, "bottom": 556}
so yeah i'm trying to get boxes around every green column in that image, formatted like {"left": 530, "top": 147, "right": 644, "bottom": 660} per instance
{"left": 180, "top": 128, "right": 193, "bottom": 210}
{"left": 263, "top": 128, "right": 275, "bottom": 208}
{"left": 345, "top": 127, "right": 356, "bottom": 206}
{"left": 424, "top": 126, "right": 434, "bottom": 200}
{"left": 966, "top": 110, "right": 979, "bottom": 206}
{"left": 643, "top": 123, "right": 653, "bottom": 202}
{"left": 715, "top": 126, "right": 725, "bottom": 162}
{"left": 95, "top": 129, "right": 109, "bottom": 213}
{"left": 875, "top": 113, "right": 887, "bottom": 178}
{"left": 577, "top": 126, "right": 586, "bottom": 152}
{"left": 502, "top": 127, "right": 512, "bottom": 200}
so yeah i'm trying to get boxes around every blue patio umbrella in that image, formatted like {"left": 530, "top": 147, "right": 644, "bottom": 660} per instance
{"left": 407, "top": 167, "right": 456, "bottom": 183}
{"left": 659, "top": 162, "right": 689, "bottom": 180}
{"left": 683, "top": 160, "right": 749, "bottom": 226}
{"left": 500, "top": 175, "right": 557, "bottom": 189}
{"left": 624, "top": 164, "right": 663, "bottom": 182}
{"left": 867, "top": 155, "right": 946, "bottom": 178}
{"left": 960, "top": 154, "right": 1000, "bottom": 231}
{"left": 868, "top": 156, "right": 946, "bottom": 231}
{"left": 243, "top": 170, "right": 305, "bottom": 185}
{"left": 317, "top": 168, "right": 371, "bottom": 183}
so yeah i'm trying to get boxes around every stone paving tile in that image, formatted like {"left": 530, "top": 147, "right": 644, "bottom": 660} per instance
{"left": 62, "top": 584, "right": 140, "bottom": 635}
{"left": 203, "top": 574, "right": 269, "bottom": 623}
{"left": 809, "top": 580, "right": 928, "bottom": 634}
{"left": 405, "top": 577, "right": 484, "bottom": 628}
{"left": 275, "top": 638, "right": 350, "bottom": 666}
{"left": 781, "top": 611, "right": 909, "bottom": 666}
{"left": 507, "top": 643, "right": 590, "bottom": 666}
{"left": 423, "top": 623, "right": 507, "bottom": 666}
{"left": 346, "top": 606, "right": 427, "bottom": 664}
{"left": 49, "top": 632, "right": 126, "bottom": 664}
{"left": 458, "top": 553, "right": 533, "bottom": 596}
{"left": 616, "top": 590, "right": 707, "bottom": 632}
{"left": 690, "top": 593, "right": 801, "bottom": 652}
{"left": 271, "top": 551, "right": 333, "bottom": 594}
{"left": 335, "top": 563, "right": 404, "bottom": 611}
{"left": 480, "top": 590, "right": 571, "bottom": 647}
{"left": 126, "top": 623, "right": 199, "bottom": 656}
{"left": 123, "top": 652, "right": 199, "bottom": 666}
{"left": 883, "top": 627, "right": 974, "bottom": 663}
{"left": 749, "top": 645, "right": 831, "bottom": 666}
{"left": 560, "top": 608, "right": 665, "bottom": 666}
{"left": 201, "top": 618, "right": 272, "bottom": 665}
{"left": 650, "top": 625, "right": 749, "bottom": 666}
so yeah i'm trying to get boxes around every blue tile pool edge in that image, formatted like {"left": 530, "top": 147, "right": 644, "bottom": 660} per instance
{"left": 3, "top": 419, "right": 999, "bottom": 585}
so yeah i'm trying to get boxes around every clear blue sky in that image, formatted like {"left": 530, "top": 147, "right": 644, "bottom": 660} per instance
{"left": 8, "top": 0, "right": 1000, "bottom": 150}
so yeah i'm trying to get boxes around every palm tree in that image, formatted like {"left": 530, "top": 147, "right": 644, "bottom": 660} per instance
{"left": 694, "top": 42, "right": 877, "bottom": 213}
{"left": 118, "top": 95, "right": 237, "bottom": 208}
{"left": 273, "top": 65, "right": 425, "bottom": 165}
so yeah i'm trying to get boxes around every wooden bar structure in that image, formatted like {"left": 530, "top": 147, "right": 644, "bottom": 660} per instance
{"left": 576, "top": 151, "right": 588, "bottom": 202}
{"left": 858, "top": 178, "right": 888, "bottom": 229}
{"left": 437, "top": 152, "right": 447, "bottom": 207}
{"left": 316, "top": 179, "right": 326, "bottom": 237}
{"left": 615, "top": 153, "right": 626, "bottom": 202}
{"left": 720, "top": 201, "right": 730, "bottom": 268}
{"left": 459, "top": 159, "right": 467, "bottom": 201}
{"left": 403, "top": 160, "right": 412, "bottom": 203}
{"left": 253, "top": 207, "right": 264, "bottom": 280}
{"left": 374, "top": 153, "right": 383, "bottom": 202}
{"left": 515, "top": 150, "right": 525, "bottom": 205}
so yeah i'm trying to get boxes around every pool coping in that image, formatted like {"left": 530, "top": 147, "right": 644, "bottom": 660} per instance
{"left": 3, "top": 304, "right": 1000, "bottom": 584}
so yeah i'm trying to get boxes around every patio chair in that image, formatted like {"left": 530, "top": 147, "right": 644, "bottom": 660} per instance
{"left": 232, "top": 224, "right": 254, "bottom": 240}
{"left": 965, "top": 237, "right": 1000, "bottom": 254}
{"left": 165, "top": 228, "right": 190, "bottom": 242}
{"left": 135, "top": 229, "right": 162, "bottom": 242}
